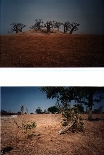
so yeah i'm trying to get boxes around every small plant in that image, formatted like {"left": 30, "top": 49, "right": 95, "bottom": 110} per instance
{"left": 14, "top": 120, "right": 37, "bottom": 135}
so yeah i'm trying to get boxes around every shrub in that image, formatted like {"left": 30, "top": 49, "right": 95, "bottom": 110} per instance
{"left": 61, "top": 106, "right": 84, "bottom": 132}
{"left": 14, "top": 120, "right": 37, "bottom": 135}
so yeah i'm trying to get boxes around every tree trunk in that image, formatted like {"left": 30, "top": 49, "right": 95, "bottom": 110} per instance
{"left": 69, "top": 26, "right": 76, "bottom": 34}
{"left": 47, "top": 24, "right": 50, "bottom": 33}
{"left": 58, "top": 121, "right": 74, "bottom": 134}
{"left": 64, "top": 25, "right": 66, "bottom": 34}
{"left": 88, "top": 93, "right": 93, "bottom": 121}
{"left": 88, "top": 109, "right": 92, "bottom": 121}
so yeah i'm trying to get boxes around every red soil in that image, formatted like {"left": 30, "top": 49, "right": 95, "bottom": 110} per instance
{"left": 0, "top": 34, "right": 103, "bottom": 67}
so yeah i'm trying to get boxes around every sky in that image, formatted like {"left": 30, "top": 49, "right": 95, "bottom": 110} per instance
{"left": 1, "top": 87, "right": 104, "bottom": 113}
{"left": 0, "top": 0, "right": 104, "bottom": 34}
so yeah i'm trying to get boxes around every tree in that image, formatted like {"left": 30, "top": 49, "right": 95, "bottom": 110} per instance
{"left": 20, "top": 106, "right": 24, "bottom": 114}
{"left": 69, "top": 22, "right": 80, "bottom": 34}
{"left": 44, "top": 21, "right": 54, "bottom": 33}
{"left": 73, "top": 104, "right": 84, "bottom": 113}
{"left": 35, "top": 107, "right": 42, "bottom": 114}
{"left": 30, "top": 19, "right": 43, "bottom": 31}
{"left": 41, "top": 87, "right": 84, "bottom": 134}
{"left": 53, "top": 21, "right": 62, "bottom": 31}
{"left": 9, "top": 22, "right": 26, "bottom": 33}
{"left": 41, "top": 87, "right": 104, "bottom": 120}
{"left": 72, "top": 87, "right": 104, "bottom": 120}
{"left": 41, "top": 87, "right": 74, "bottom": 109}
{"left": 63, "top": 21, "right": 71, "bottom": 34}
{"left": 62, "top": 21, "right": 80, "bottom": 34}
{"left": 48, "top": 106, "right": 59, "bottom": 114}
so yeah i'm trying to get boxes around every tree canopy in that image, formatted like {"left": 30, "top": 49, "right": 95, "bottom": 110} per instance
{"left": 41, "top": 87, "right": 104, "bottom": 120}
{"left": 48, "top": 106, "right": 59, "bottom": 114}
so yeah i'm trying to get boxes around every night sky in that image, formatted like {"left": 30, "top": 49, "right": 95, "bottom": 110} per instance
{"left": 1, "top": 87, "right": 104, "bottom": 113}
{"left": 1, "top": 0, "right": 104, "bottom": 34}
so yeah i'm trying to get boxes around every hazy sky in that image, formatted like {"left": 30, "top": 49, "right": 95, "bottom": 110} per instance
{"left": 1, "top": 0, "right": 104, "bottom": 34}
{"left": 1, "top": 87, "right": 104, "bottom": 113}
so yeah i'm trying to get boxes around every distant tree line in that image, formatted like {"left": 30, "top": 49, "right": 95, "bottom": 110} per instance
{"left": 9, "top": 19, "right": 80, "bottom": 34}
{"left": 1, "top": 104, "right": 103, "bottom": 116}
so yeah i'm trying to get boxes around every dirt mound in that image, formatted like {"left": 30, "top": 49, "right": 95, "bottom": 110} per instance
{"left": 1, "top": 34, "right": 104, "bottom": 67}
{"left": 16, "top": 29, "right": 63, "bottom": 36}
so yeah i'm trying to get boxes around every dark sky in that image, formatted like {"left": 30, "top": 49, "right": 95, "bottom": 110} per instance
{"left": 1, "top": 0, "right": 104, "bottom": 34}
{"left": 1, "top": 87, "right": 104, "bottom": 113}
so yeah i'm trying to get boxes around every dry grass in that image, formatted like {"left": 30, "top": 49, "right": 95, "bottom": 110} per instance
{"left": 1, "top": 114, "right": 104, "bottom": 155}
{"left": 0, "top": 34, "right": 104, "bottom": 67}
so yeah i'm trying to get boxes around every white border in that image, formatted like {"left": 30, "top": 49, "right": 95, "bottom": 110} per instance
{"left": 0, "top": 68, "right": 104, "bottom": 86}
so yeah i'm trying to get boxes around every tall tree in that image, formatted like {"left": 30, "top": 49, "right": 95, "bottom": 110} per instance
{"left": 9, "top": 22, "right": 26, "bottom": 33}
{"left": 72, "top": 87, "right": 104, "bottom": 120}
{"left": 41, "top": 87, "right": 104, "bottom": 120}
{"left": 41, "top": 87, "right": 74, "bottom": 109}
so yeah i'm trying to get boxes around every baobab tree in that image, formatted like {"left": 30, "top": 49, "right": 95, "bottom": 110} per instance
{"left": 53, "top": 21, "right": 62, "bottom": 31}
{"left": 9, "top": 22, "right": 26, "bottom": 33}
{"left": 63, "top": 21, "right": 71, "bottom": 34}
{"left": 44, "top": 21, "right": 54, "bottom": 33}
{"left": 30, "top": 19, "right": 44, "bottom": 31}
{"left": 69, "top": 22, "right": 80, "bottom": 34}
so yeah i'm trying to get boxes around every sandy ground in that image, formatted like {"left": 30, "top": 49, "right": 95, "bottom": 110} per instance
{"left": 0, "top": 34, "right": 103, "bottom": 67}
{"left": 1, "top": 114, "right": 104, "bottom": 155}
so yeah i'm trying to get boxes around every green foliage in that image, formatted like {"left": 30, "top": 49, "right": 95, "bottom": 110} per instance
{"left": 48, "top": 106, "right": 59, "bottom": 114}
{"left": 73, "top": 104, "right": 84, "bottom": 113}
{"left": 41, "top": 86, "right": 104, "bottom": 120}
{"left": 61, "top": 106, "right": 84, "bottom": 132}
{"left": 14, "top": 120, "right": 36, "bottom": 134}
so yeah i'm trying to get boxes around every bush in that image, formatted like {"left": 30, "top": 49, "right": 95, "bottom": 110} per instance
{"left": 14, "top": 121, "right": 37, "bottom": 135}
{"left": 62, "top": 106, "right": 84, "bottom": 132}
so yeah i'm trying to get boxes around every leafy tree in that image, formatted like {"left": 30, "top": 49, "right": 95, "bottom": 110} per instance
{"left": 48, "top": 106, "right": 59, "bottom": 114}
{"left": 41, "top": 87, "right": 74, "bottom": 109}
{"left": 72, "top": 87, "right": 104, "bottom": 120}
{"left": 41, "top": 87, "right": 104, "bottom": 120}
{"left": 73, "top": 104, "right": 84, "bottom": 113}
{"left": 30, "top": 19, "right": 43, "bottom": 31}
{"left": 9, "top": 22, "right": 26, "bottom": 33}
{"left": 35, "top": 107, "right": 42, "bottom": 114}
